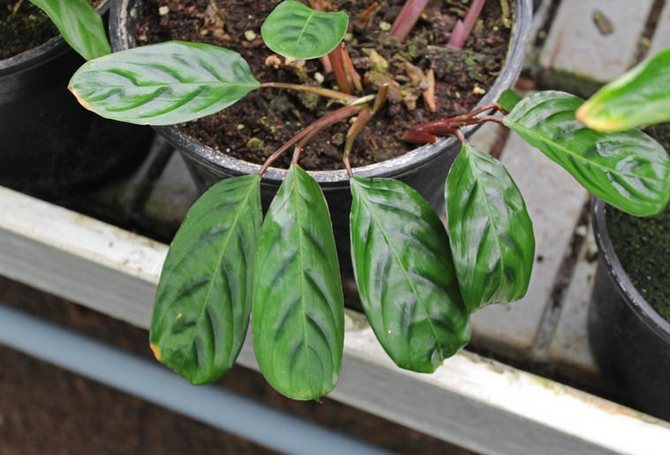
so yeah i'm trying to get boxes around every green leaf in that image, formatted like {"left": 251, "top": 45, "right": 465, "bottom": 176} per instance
{"left": 577, "top": 48, "right": 670, "bottom": 132}
{"left": 261, "top": 0, "right": 349, "bottom": 60}
{"left": 497, "top": 89, "right": 522, "bottom": 112}
{"left": 252, "top": 165, "right": 344, "bottom": 400}
{"left": 29, "top": 0, "right": 111, "bottom": 60}
{"left": 150, "top": 175, "right": 262, "bottom": 385}
{"left": 504, "top": 91, "right": 670, "bottom": 217}
{"left": 68, "top": 41, "right": 260, "bottom": 125}
{"left": 349, "top": 177, "right": 470, "bottom": 373}
{"left": 446, "top": 144, "right": 535, "bottom": 311}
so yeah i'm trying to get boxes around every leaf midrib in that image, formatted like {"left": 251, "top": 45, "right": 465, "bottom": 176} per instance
{"left": 462, "top": 148, "right": 507, "bottom": 303}
{"left": 182, "top": 176, "right": 258, "bottom": 362}
{"left": 503, "top": 117, "right": 665, "bottom": 183}
{"left": 291, "top": 168, "right": 317, "bottom": 396}
{"left": 356, "top": 181, "right": 445, "bottom": 361}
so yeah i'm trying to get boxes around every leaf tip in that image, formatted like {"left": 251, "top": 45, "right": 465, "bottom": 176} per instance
{"left": 68, "top": 85, "right": 91, "bottom": 111}
{"left": 575, "top": 102, "right": 624, "bottom": 132}
{"left": 150, "top": 343, "right": 162, "bottom": 361}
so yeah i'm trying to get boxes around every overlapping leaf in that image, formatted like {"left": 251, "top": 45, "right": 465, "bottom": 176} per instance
{"left": 69, "top": 41, "right": 260, "bottom": 125}
{"left": 504, "top": 91, "right": 670, "bottom": 216}
{"left": 261, "top": 0, "right": 349, "bottom": 60}
{"left": 446, "top": 144, "right": 534, "bottom": 311}
{"left": 577, "top": 48, "right": 670, "bottom": 132}
{"left": 252, "top": 165, "right": 344, "bottom": 400}
{"left": 150, "top": 175, "right": 262, "bottom": 385}
{"left": 30, "top": 0, "right": 111, "bottom": 61}
{"left": 350, "top": 177, "right": 470, "bottom": 373}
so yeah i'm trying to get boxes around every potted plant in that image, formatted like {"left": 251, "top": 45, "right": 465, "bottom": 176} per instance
{"left": 0, "top": 0, "right": 153, "bottom": 196}
{"left": 103, "top": 0, "right": 530, "bottom": 272}
{"left": 577, "top": 48, "right": 670, "bottom": 420}
{"left": 66, "top": 1, "right": 670, "bottom": 403}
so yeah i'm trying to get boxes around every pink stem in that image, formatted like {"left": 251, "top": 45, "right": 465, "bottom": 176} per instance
{"left": 390, "top": 0, "right": 430, "bottom": 43}
{"left": 448, "top": 0, "right": 486, "bottom": 48}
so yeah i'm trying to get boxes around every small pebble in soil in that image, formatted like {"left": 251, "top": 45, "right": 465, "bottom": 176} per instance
{"left": 244, "top": 30, "right": 257, "bottom": 41}
{"left": 158, "top": 5, "right": 169, "bottom": 15}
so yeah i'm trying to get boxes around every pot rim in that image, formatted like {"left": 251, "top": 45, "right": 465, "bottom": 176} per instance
{"left": 111, "top": 0, "right": 532, "bottom": 184}
{"left": 0, "top": 1, "right": 110, "bottom": 76}
{"left": 591, "top": 198, "right": 670, "bottom": 344}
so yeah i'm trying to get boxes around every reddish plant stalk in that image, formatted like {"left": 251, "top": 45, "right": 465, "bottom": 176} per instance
{"left": 403, "top": 104, "right": 502, "bottom": 145}
{"left": 343, "top": 107, "right": 373, "bottom": 176}
{"left": 341, "top": 46, "right": 363, "bottom": 93}
{"left": 328, "top": 44, "right": 354, "bottom": 94}
{"left": 390, "top": 0, "right": 430, "bottom": 43}
{"left": 257, "top": 103, "right": 364, "bottom": 171}
{"left": 448, "top": 0, "right": 487, "bottom": 49}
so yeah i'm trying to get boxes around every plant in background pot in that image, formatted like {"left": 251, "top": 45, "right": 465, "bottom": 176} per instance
{"left": 0, "top": 0, "right": 153, "bottom": 195}
{"left": 66, "top": 1, "right": 670, "bottom": 401}
{"left": 573, "top": 48, "right": 670, "bottom": 420}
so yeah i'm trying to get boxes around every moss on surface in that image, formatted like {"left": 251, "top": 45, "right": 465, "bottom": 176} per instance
{"left": 0, "top": 2, "right": 57, "bottom": 60}
{"left": 608, "top": 125, "right": 670, "bottom": 322}
{"left": 609, "top": 206, "right": 670, "bottom": 322}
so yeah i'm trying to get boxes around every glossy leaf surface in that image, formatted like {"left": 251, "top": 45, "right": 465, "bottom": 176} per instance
{"left": 69, "top": 41, "right": 260, "bottom": 125}
{"left": 577, "top": 48, "right": 670, "bottom": 132}
{"left": 504, "top": 91, "right": 670, "bottom": 216}
{"left": 151, "top": 175, "right": 262, "bottom": 385}
{"left": 261, "top": 0, "right": 349, "bottom": 60}
{"left": 446, "top": 144, "right": 534, "bottom": 311}
{"left": 350, "top": 177, "right": 470, "bottom": 373}
{"left": 30, "top": 0, "right": 111, "bottom": 60}
{"left": 253, "top": 165, "right": 344, "bottom": 400}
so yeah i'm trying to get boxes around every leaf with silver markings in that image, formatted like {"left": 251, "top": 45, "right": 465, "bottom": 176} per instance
{"left": 252, "top": 165, "right": 344, "bottom": 400}
{"left": 446, "top": 143, "right": 535, "bottom": 311}
{"left": 150, "top": 175, "right": 262, "bottom": 385}
{"left": 350, "top": 177, "right": 470, "bottom": 373}
{"left": 69, "top": 41, "right": 260, "bottom": 125}
{"left": 504, "top": 91, "right": 670, "bottom": 216}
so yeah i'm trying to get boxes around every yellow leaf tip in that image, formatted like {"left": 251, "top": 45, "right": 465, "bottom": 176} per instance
{"left": 150, "top": 343, "right": 161, "bottom": 361}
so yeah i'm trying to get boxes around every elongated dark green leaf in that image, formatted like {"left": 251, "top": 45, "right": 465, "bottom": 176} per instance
{"left": 261, "top": 0, "right": 349, "bottom": 60}
{"left": 446, "top": 144, "right": 534, "bottom": 311}
{"left": 504, "top": 91, "right": 670, "bottom": 216}
{"left": 577, "top": 48, "right": 670, "bottom": 132}
{"left": 253, "top": 165, "right": 344, "bottom": 400}
{"left": 69, "top": 41, "right": 260, "bottom": 125}
{"left": 350, "top": 177, "right": 470, "bottom": 373}
{"left": 30, "top": 0, "right": 111, "bottom": 61}
{"left": 150, "top": 175, "right": 262, "bottom": 385}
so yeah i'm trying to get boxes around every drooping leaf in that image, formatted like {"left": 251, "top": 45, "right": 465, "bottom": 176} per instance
{"left": 261, "top": 0, "right": 349, "bottom": 60}
{"left": 349, "top": 177, "right": 470, "bottom": 373}
{"left": 252, "top": 165, "right": 344, "bottom": 400}
{"left": 504, "top": 91, "right": 670, "bottom": 217}
{"left": 30, "top": 0, "right": 111, "bottom": 61}
{"left": 445, "top": 144, "right": 535, "bottom": 312}
{"left": 150, "top": 175, "right": 262, "bottom": 385}
{"left": 68, "top": 41, "right": 260, "bottom": 125}
{"left": 577, "top": 48, "right": 670, "bottom": 132}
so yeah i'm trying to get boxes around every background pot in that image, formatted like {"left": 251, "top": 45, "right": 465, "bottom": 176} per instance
{"left": 589, "top": 199, "right": 670, "bottom": 420}
{"left": 111, "top": 0, "right": 531, "bottom": 271}
{"left": 0, "top": 2, "right": 154, "bottom": 197}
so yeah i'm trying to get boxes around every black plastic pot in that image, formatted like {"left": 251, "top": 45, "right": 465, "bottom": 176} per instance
{"left": 111, "top": 0, "right": 531, "bottom": 269}
{"left": 589, "top": 199, "right": 670, "bottom": 420}
{"left": 0, "top": 2, "right": 154, "bottom": 196}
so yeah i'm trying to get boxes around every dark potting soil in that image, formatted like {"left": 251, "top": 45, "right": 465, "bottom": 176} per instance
{"left": 136, "top": 0, "right": 511, "bottom": 170}
{"left": 608, "top": 125, "right": 670, "bottom": 322}
{"left": 0, "top": 1, "right": 57, "bottom": 59}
